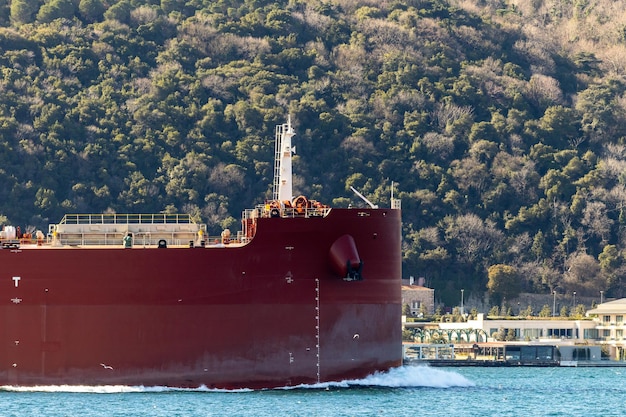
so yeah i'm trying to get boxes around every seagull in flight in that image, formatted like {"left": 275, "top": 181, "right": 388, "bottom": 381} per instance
{"left": 100, "top": 363, "right": 114, "bottom": 370}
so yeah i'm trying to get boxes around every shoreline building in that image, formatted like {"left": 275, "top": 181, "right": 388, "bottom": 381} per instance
{"left": 401, "top": 276, "right": 435, "bottom": 316}
{"left": 435, "top": 313, "right": 597, "bottom": 343}
{"left": 586, "top": 299, "right": 626, "bottom": 360}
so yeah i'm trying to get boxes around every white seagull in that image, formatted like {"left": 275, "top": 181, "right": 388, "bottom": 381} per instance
{"left": 100, "top": 363, "right": 114, "bottom": 370}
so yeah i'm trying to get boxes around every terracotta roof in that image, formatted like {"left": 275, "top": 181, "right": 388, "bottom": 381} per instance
{"left": 401, "top": 285, "right": 433, "bottom": 291}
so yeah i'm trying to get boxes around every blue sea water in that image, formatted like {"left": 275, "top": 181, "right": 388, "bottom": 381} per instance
{"left": 1, "top": 366, "right": 624, "bottom": 417}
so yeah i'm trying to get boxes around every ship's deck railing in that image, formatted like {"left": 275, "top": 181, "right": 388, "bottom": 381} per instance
{"left": 44, "top": 232, "right": 240, "bottom": 247}
{"left": 43, "top": 213, "right": 216, "bottom": 247}
{"left": 58, "top": 213, "right": 195, "bottom": 225}
{"left": 246, "top": 204, "right": 331, "bottom": 220}
{"left": 9, "top": 201, "right": 336, "bottom": 248}
{"left": 0, "top": 232, "right": 245, "bottom": 247}
{"left": 51, "top": 214, "right": 207, "bottom": 235}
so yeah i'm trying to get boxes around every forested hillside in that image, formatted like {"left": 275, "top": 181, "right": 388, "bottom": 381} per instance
{"left": 1, "top": 0, "right": 626, "bottom": 307}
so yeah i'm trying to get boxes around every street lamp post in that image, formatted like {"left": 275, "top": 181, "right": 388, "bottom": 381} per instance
{"left": 461, "top": 289, "right": 464, "bottom": 316}
{"left": 600, "top": 290, "right": 604, "bottom": 304}
{"left": 573, "top": 291, "right": 576, "bottom": 308}
{"left": 553, "top": 291, "right": 557, "bottom": 317}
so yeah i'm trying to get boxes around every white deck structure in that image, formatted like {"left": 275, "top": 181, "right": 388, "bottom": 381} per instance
{"left": 48, "top": 213, "right": 207, "bottom": 247}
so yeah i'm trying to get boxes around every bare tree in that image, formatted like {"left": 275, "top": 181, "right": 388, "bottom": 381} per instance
{"left": 509, "top": 159, "right": 539, "bottom": 201}
{"left": 432, "top": 102, "right": 474, "bottom": 130}
{"left": 444, "top": 213, "right": 504, "bottom": 266}
{"left": 581, "top": 201, "right": 613, "bottom": 243}
{"left": 526, "top": 74, "right": 564, "bottom": 107}
{"left": 449, "top": 158, "right": 490, "bottom": 194}
{"left": 563, "top": 250, "right": 602, "bottom": 296}
{"left": 421, "top": 132, "right": 456, "bottom": 161}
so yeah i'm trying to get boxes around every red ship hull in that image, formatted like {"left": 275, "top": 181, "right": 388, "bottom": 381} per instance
{"left": 0, "top": 208, "right": 401, "bottom": 389}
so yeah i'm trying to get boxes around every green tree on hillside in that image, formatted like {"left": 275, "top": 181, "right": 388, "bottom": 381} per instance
{"left": 10, "top": 0, "right": 38, "bottom": 24}
{"left": 78, "top": 0, "right": 104, "bottom": 22}
{"left": 36, "top": 0, "right": 75, "bottom": 22}
{"left": 487, "top": 264, "right": 521, "bottom": 305}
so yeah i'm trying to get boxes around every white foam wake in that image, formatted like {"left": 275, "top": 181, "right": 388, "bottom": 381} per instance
{"left": 0, "top": 385, "right": 251, "bottom": 394}
{"left": 352, "top": 364, "right": 475, "bottom": 388}
{"left": 0, "top": 365, "right": 473, "bottom": 393}
{"left": 285, "top": 365, "right": 475, "bottom": 390}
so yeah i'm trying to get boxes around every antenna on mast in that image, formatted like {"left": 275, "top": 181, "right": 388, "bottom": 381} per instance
{"left": 391, "top": 181, "right": 401, "bottom": 209}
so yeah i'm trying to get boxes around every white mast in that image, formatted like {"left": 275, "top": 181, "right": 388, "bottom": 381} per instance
{"left": 273, "top": 116, "right": 296, "bottom": 202}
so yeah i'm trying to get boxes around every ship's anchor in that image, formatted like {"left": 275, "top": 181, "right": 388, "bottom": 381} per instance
{"left": 329, "top": 234, "right": 364, "bottom": 281}
{"left": 344, "top": 259, "right": 363, "bottom": 281}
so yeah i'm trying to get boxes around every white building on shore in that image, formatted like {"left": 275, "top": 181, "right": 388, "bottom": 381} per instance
{"left": 436, "top": 313, "right": 597, "bottom": 343}
{"left": 404, "top": 298, "right": 626, "bottom": 361}
{"left": 586, "top": 298, "right": 626, "bottom": 360}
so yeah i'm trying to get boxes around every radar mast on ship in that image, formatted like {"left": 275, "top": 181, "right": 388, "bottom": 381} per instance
{"left": 273, "top": 115, "right": 295, "bottom": 202}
